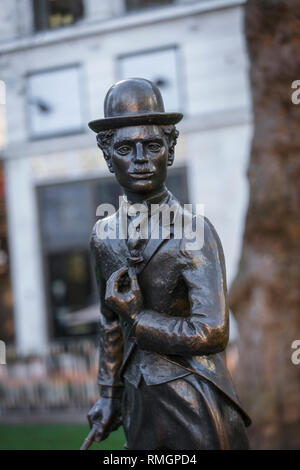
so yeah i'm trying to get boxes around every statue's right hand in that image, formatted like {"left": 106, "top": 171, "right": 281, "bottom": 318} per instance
{"left": 87, "top": 397, "right": 122, "bottom": 443}
{"left": 105, "top": 266, "right": 143, "bottom": 324}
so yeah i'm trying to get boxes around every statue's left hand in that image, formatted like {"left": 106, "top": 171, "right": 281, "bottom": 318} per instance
{"left": 105, "top": 266, "right": 143, "bottom": 324}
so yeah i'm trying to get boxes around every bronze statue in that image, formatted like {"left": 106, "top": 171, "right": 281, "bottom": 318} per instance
{"left": 84, "top": 78, "right": 251, "bottom": 450}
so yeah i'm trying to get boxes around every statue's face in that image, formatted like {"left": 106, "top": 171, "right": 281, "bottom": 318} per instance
{"left": 110, "top": 125, "right": 169, "bottom": 194}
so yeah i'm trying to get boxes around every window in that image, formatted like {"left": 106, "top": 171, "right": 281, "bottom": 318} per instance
{"left": 27, "top": 65, "right": 84, "bottom": 139}
{"left": 38, "top": 178, "right": 121, "bottom": 338}
{"left": 33, "top": 0, "right": 84, "bottom": 32}
{"left": 126, "top": 0, "right": 174, "bottom": 12}
{"left": 119, "top": 47, "right": 182, "bottom": 112}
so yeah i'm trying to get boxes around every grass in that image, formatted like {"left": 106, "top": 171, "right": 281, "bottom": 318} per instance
{"left": 0, "top": 424, "right": 126, "bottom": 450}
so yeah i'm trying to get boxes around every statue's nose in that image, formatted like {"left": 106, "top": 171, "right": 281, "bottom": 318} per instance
{"left": 134, "top": 142, "right": 148, "bottom": 163}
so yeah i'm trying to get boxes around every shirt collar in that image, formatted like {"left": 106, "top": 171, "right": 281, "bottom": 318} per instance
{"left": 122, "top": 187, "right": 170, "bottom": 211}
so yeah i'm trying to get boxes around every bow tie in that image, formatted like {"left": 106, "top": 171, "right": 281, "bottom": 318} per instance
{"left": 127, "top": 255, "right": 144, "bottom": 267}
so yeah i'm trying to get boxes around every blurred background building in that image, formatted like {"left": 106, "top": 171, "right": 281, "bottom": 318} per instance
{"left": 0, "top": 0, "right": 251, "bottom": 423}
{"left": 0, "top": 0, "right": 251, "bottom": 355}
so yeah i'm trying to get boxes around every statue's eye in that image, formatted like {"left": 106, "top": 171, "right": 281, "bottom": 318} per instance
{"left": 147, "top": 143, "right": 162, "bottom": 152}
{"left": 116, "top": 145, "right": 131, "bottom": 155}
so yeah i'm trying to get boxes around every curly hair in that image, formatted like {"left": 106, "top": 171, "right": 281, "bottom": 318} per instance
{"left": 160, "top": 125, "right": 179, "bottom": 165}
{"left": 96, "top": 125, "right": 179, "bottom": 167}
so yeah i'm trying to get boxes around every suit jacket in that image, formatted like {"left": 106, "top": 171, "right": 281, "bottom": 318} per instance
{"left": 90, "top": 191, "right": 251, "bottom": 426}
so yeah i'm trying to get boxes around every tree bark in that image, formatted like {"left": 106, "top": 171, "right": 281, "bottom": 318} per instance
{"left": 230, "top": 0, "right": 300, "bottom": 449}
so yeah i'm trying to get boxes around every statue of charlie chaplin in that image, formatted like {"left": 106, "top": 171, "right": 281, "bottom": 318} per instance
{"left": 86, "top": 78, "right": 251, "bottom": 450}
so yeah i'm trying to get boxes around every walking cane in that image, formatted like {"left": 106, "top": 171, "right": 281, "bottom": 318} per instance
{"left": 80, "top": 424, "right": 98, "bottom": 450}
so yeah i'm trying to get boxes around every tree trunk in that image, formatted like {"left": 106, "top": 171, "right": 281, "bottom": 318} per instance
{"left": 230, "top": 0, "right": 300, "bottom": 449}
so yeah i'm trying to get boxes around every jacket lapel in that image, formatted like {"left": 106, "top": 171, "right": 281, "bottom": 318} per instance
{"left": 136, "top": 195, "right": 182, "bottom": 275}
{"left": 102, "top": 194, "right": 182, "bottom": 275}
{"left": 103, "top": 209, "right": 130, "bottom": 267}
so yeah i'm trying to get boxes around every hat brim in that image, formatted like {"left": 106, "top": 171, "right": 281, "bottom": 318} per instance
{"left": 88, "top": 112, "right": 183, "bottom": 133}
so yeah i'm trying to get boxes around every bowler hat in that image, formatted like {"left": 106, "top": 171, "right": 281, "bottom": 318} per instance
{"left": 88, "top": 78, "right": 183, "bottom": 133}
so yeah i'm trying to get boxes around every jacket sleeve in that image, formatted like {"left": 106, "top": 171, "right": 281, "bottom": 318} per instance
{"left": 90, "top": 230, "right": 124, "bottom": 394}
{"left": 135, "top": 217, "right": 229, "bottom": 356}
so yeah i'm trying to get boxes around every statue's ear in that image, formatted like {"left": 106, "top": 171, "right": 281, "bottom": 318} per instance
{"left": 167, "top": 152, "right": 174, "bottom": 167}
{"left": 96, "top": 131, "right": 115, "bottom": 173}
{"left": 166, "top": 127, "right": 179, "bottom": 167}
{"left": 103, "top": 153, "right": 115, "bottom": 173}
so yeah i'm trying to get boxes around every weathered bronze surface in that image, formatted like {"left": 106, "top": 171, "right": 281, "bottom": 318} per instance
{"left": 85, "top": 78, "right": 251, "bottom": 450}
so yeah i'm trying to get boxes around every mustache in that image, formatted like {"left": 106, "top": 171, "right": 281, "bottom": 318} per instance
{"left": 129, "top": 166, "right": 155, "bottom": 174}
